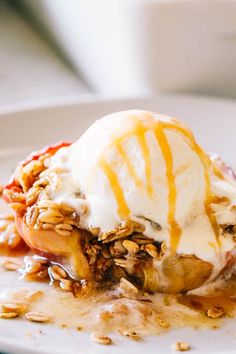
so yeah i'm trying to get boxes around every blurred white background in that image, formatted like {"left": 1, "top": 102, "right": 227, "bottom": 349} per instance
{"left": 1, "top": 0, "right": 236, "bottom": 106}
{"left": 0, "top": 0, "right": 89, "bottom": 106}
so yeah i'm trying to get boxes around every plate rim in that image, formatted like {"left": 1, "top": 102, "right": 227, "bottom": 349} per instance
{"left": 1, "top": 92, "right": 236, "bottom": 116}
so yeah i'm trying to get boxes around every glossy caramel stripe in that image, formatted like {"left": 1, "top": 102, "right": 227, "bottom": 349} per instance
{"left": 98, "top": 117, "right": 148, "bottom": 220}
{"left": 98, "top": 114, "right": 154, "bottom": 221}
{"left": 154, "top": 124, "right": 182, "bottom": 251}
{"left": 102, "top": 115, "right": 154, "bottom": 197}
{"left": 99, "top": 158, "right": 130, "bottom": 219}
{"left": 133, "top": 114, "right": 182, "bottom": 250}
{"left": 99, "top": 114, "right": 182, "bottom": 249}
{"left": 212, "top": 165, "right": 225, "bottom": 180}
{"left": 160, "top": 120, "right": 221, "bottom": 248}
{"left": 130, "top": 116, "right": 154, "bottom": 197}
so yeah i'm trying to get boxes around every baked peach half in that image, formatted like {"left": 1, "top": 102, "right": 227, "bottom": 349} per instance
{"left": 3, "top": 142, "right": 91, "bottom": 279}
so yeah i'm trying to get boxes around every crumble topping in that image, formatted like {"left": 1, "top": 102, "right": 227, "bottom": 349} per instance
{"left": 3, "top": 159, "right": 236, "bottom": 293}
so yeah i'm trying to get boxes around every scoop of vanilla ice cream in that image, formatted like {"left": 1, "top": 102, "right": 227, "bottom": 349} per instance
{"left": 47, "top": 110, "right": 236, "bottom": 267}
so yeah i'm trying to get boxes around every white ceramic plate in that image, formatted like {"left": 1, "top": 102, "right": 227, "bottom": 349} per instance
{"left": 0, "top": 94, "right": 236, "bottom": 354}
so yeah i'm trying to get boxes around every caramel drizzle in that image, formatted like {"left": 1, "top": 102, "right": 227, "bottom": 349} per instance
{"left": 98, "top": 115, "right": 153, "bottom": 220}
{"left": 213, "top": 165, "right": 225, "bottom": 180}
{"left": 159, "top": 120, "right": 221, "bottom": 248}
{"left": 130, "top": 116, "right": 154, "bottom": 197}
{"left": 101, "top": 116, "right": 154, "bottom": 197}
{"left": 154, "top": 124, "right": 182, "bottom": 251}
{"left": 99, "top": 113, "right": 220, "bottom": 251}
{"left": 99, "top": 159, "right": 130, "bottom": 219}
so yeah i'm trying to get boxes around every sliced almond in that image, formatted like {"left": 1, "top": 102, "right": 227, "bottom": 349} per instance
{"left": 2, "top": 303, "right": 24, "bottom": 314}
{"left": 25, "top": 312, "right": 51, "bottom": 323}
{"left": 26, "top": 290, "right": 44, "bottom": 302}
{"left": 1, "top": 258, "right": 22, "bottom": 271}
{"left": 48, "top": 265, "right": 67, "bottom": 281}
{"left": 91, "top": 332, "right": 112, "bottom": 345}
{"left": 122, "top": 240, "right": 139, "bottom": 254}
{"left": 0, "top": 312, "right": 18, "bottom": 319}
{"left": 24, "top": 260, "right": 42, "bottom": 274}
{"left": 60, "top": 279, "right": 73, "bottom": 291}
{"left": 145, "top": 243, "right": 159, "bottom": 258}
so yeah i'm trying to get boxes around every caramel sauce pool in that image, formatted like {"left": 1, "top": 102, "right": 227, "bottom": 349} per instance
{"left": 0, "top": 249, "right": 235, "bottom": 336}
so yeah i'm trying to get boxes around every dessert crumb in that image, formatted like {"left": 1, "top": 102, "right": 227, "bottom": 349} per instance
{"left": 26, "top": 290, "right": 44, "bottom": 301}
{"left": 0, "top": 311, "right": 18, "bottom": 319}
{"left": 119, "top": 330, "right": 142, "bottom": 341}
{"left": 25, "top": 331, "right": 33, "bottom": 339}
{"left": 156, "top": 318, "right": 169, "bottom": 328}
{"left": 25, "top": 312, "right": 52, "bottom": 323}
{"left": 1, "top": 258, "right": 22, "bottom": 271}
{"left": 172, "top": 341, "right": 191, "bottom": 351}
{"left": 212, "top": 325, "right": 219, "bottom": 329}
{"left": 207, "top": 306, "right": 225, "bottom": 318}
{"left": 91, "top": 332, "right": 112, "bottom": 345}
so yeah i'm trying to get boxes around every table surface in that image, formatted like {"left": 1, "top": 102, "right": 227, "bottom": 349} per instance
{"left": 0, "top": 0, "right": 89, "bottom": 108}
